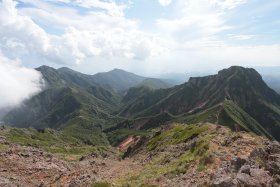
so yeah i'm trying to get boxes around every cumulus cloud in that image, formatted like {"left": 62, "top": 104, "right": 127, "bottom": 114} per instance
{"left": 0, "top": 53, "right": 43, "bottom": 111}
{"left": 0, "top": 0, "right": 49, "bottom": 54}
{"left": 0, "top": 0, "right": 159, "bottom": 65}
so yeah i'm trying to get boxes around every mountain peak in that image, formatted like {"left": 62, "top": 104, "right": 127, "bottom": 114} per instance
{"left": 36, "top": 65, "right": 56, "bottom": 71}
{"left": 58, "top": 67, "right": 72, "bottom": 71}
{"left": 188, "top": 66, "right": 263, "bottom": 89}
{"left": 108, "top": 68, "right": 138, "bottom": 76}
{"left": 110, "top": 68, "right": 126, "bottom": 72}
{"left": 57, "top": 67, "right": 81, "bottom": 74}
{"left": 217, "top": 66, "right": 261, "bottom": 79}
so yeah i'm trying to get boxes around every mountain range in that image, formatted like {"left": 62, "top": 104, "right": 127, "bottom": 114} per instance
{"left": 2, "top": 66, "right": 173, "bottom": 144}
{"left": 2, "top": 66, "right": 280, "bottom": 144}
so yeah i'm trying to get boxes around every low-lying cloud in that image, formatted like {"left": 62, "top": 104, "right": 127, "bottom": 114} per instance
{"left": 0, "top": 53, "right": 43, "bottom": 114}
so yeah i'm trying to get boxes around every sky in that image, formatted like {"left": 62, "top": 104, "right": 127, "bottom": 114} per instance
{"left": 0, "top": 0, "right": 280, "bottom": 110}
{"left": 0, "top": 0, "right": 280, "bottom": 74}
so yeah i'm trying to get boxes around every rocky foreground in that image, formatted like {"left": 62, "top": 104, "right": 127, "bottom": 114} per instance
{"left": 1, "top": 123, "right": 280, "bottom": 187}
{"left": 0, "top": 142, "right": 140, "bottom": 186}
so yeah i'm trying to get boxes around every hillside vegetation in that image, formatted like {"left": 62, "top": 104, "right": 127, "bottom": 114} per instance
{"left": 3, "top": 66, "right": 280, "bottom": 144}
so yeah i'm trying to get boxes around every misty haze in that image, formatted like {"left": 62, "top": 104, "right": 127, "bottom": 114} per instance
{"left": 0, "top": 0, "right": 280, "bottom": 186}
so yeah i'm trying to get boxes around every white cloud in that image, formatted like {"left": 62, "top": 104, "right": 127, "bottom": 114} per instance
{"left": 228, "top": 34, "right": 255, "bottom": 40}
{"left": 156, "top": 0, "right": 232, "bottom": 45}
{"left": 46, "top": 0, "right": 128, "bottom": 16}
{"left": 72, "top": 0, "right": 127, "bottom": 17}
{"left": 0, "top": 0, "right": 50, "bottom": 56}
{"left": 0, "top": 0, "right": 279, "bottom": 77}
{"left": 209, "top": 0, "right": 247, "bottom": 10}
{"left": 0, "top": 0, "right": 160, "bottom": 65}
{"left": 158, "top": 0, "right": 172, "bottom": 6}
{"left": 0, "top": 53, "right": 43, "bottom": 110}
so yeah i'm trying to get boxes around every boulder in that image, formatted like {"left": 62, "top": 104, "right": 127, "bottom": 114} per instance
{"left": 231, "top": 157, "right": 246, "bottom": 172}
{"left": 69, "top": 174, "right": 96, "bottom": 187}
{"left": 250, "top": 168, "right": 274, "bottom": 186}
{"left": 0, "top": 136, "right": 7, "bottom": 144}
{"left": 211, "top": 176, "right": 237, "bottom": 187}
{"left": 266, "top": 141, "right": 280, "bottom": 154}
{"left": 237, "top": 168, "right": 274, "bottom": 187}
{"left": 239, "top": 165, "right": 250, "bottom": 175}
{"left": 266, "top": 161, "right": 280, "bottom": 175}
{"left": 250, "top": 148, "right": 267, "bottom": 160}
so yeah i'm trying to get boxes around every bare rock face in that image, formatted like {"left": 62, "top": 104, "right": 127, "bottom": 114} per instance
{"left": 211, "top": 141, "right": 280, "bottom": 187}
{"left": 119, "top": 135, "right": 147, "bottom": 158}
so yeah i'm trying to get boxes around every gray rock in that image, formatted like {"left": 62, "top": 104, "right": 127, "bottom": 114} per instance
{"left": 266, "top": 141, "right": 280, "bottom": 154}
{"left": 249, "top": 168, "right": 273, "bottom": 187}
{"left": 0, "top": 136, "right": 7, "bottom": 144}
{"left": 236, "top": 173, "right": 256, "bottom": 186}
{"left": 266, "top": 161, "right": 280, "bottom": 175}
{"left": 237, "top": 166, "right": 274, "bottom": 187}
{"left": 231, "top": 157, "right": 246, "bottom": 172}
{"left": 211, "top": 176, "right": 237, "bottom": 187}
{"left": 239, "top": 165, "right": 250, "bottom": 174}
{"left": 0, "top": 177, "right": 17, "bottom": 187}
{"left": 69, "top": 174, "right": 96, "bottom": 187}
{"left": 250, "top": 148, "right": 267, "bottom": 160}
{"left": 237, "top": 169, "right": 273, "bottom": 187}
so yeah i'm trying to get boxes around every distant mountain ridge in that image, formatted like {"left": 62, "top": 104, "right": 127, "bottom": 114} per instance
{"left": 56, "top": 67, "right": 174, "bottom": 92}
{"left": 91, "top": 68, "right": 145, "bottom": 92}
{"left": 120, "top": 66, "right": 280, "bottom": 140}
{"left": 136, "top": 78, "right": 173, "bottom": 90}
{"left": 2, "top": 66, "right": 174, "bottom": 145}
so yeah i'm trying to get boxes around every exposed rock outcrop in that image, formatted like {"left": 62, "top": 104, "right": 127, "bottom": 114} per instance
{"left": 211, "top": 141, "right": 280, "bottom": 187}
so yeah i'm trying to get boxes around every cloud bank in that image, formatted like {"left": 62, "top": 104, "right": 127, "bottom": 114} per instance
{"left": 0, "top": 53, "right": 43, "bottom": 112}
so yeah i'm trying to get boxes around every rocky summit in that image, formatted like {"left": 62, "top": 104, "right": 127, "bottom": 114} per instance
{"left": 1, "top": 123, "right": 280, "bottom": 187}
